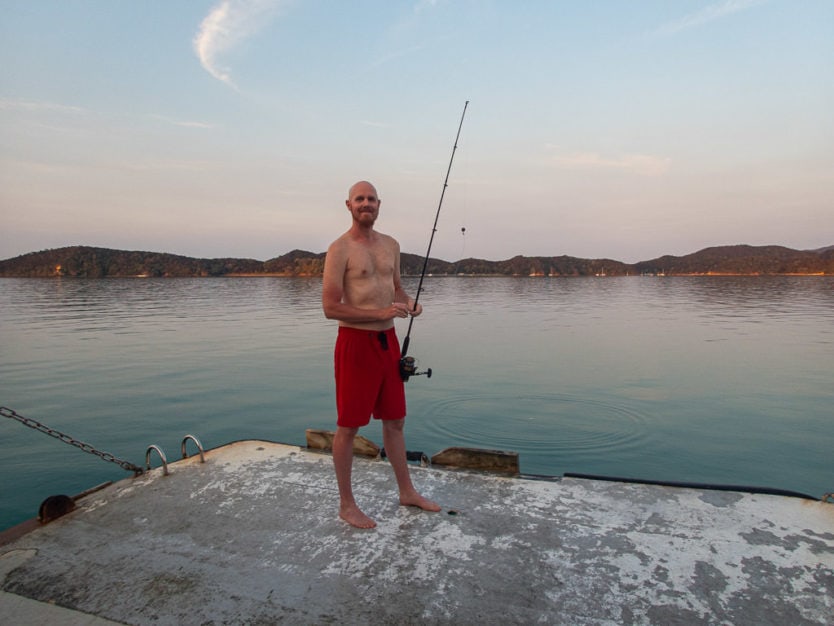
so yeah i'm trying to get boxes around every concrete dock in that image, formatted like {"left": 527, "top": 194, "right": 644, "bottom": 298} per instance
{"left": 1, "top": 440, "right": 832, "bottom": 625}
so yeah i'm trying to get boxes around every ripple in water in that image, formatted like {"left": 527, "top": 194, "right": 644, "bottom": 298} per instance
{"left": 417, "top": 392, "right": 653, "bottom": 474}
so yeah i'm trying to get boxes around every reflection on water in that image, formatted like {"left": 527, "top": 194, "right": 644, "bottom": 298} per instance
{"left": 1, "top": 276, "right": 833, "bottom": 529}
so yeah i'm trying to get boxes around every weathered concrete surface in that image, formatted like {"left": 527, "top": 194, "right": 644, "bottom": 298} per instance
{"left": 1, "top": 440, "right": 832, "bottom": 625}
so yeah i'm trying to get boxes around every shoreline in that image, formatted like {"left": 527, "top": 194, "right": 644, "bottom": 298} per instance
{"left": 1, "top": 272, "right": 830, "bottom": 279}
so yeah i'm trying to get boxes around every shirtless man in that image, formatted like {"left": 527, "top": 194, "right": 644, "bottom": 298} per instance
{"left": 322, "top": 180, "right": 441, "bottom": 528}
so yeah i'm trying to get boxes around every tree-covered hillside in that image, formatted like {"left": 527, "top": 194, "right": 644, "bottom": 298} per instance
{"left": 1, "top": 244, "right": 832, "bottom": 277}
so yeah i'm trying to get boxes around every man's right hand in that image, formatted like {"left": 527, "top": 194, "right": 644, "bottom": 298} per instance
{"left": 388, "top": 302, "right": 412, "bottom": 319}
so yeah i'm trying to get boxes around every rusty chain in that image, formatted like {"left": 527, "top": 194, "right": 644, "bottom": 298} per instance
{"left": 1, "top": 406, "right": 144, "bottom": 475}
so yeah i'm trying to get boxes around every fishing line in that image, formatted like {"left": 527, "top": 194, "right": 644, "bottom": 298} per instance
{"left": 459, "top": 132, "right": 470, "bottom": 262}
{"left": 399, "top": 100, "right": 469, "bottom": 382}
{"left": 452, "top": 155, "right": 469, "bottom": 275}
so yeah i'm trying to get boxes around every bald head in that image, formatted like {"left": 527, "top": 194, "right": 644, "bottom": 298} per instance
{"left": 348, "top": 180, "right": 378, "bottom": 200}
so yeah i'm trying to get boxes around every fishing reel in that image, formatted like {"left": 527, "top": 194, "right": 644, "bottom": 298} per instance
{"left": 399, "top": 356, "right": 432, "bottom": 382}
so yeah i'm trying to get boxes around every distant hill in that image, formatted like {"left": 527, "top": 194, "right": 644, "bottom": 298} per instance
{"left": 0, "top": 247, "right": 322, "bottom": 278}
{"left": 0, "top": 246, "right": 262, "bottom": 278}
{"left": 633, "top": 245, "right": 834, "bottom": 276}
{"left": 0, "top": 244, "right": 832, "bottom": 278}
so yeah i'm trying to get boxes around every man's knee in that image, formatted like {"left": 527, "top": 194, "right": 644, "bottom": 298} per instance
{"left": 334, "top": 426, "right": 360, "bottom": 447}
{"left": 382, "top": 419, "right": 405, "bottom": 434}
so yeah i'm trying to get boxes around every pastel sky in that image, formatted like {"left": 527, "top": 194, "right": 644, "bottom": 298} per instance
{"left": 1, "top": 0, "right": 832, "bottom": 263}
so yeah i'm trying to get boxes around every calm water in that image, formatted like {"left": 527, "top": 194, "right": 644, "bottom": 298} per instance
{"left": 1, "top": 276, "right": 832, "bottom": 529}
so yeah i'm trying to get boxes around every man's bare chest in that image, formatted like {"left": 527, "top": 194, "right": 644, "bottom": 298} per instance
{"left": 345, "top": 245, "right": 395, "bottom": 280}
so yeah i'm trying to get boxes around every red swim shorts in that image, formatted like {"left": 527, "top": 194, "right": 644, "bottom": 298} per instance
{"left": 334, "top": 326, "right": 406, "bottom": 428}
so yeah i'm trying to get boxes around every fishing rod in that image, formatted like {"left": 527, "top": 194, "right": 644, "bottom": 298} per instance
{"left": 400, "top": 100, "right": 469, "bottom": 382}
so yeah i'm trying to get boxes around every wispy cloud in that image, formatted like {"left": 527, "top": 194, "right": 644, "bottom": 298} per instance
{"left": 413, "top": 0, "right": 440, "bottom": 14}
{"left": 366, "top": 42, "right": 429, "bottom": 71}
{"left": 360, "top": 120, "right": 391, "bottom": 128}
{"left": 121, "top": 158, "right": 218, "bottom": 172}
{"left": 0, "top": 97, "right": 85, "bottom": 114}
{"left": 364, "top": 2, "right": 443, "bottom": 71}
{"left": 151, "top": 115, "right": 215, "bottom": 129}
{"left": 193, "top": 0, "right": 288, "bottom": 88}
{"left": 656, "top": 0, "right": 766, "bottom": 36}
{"left": 549, "top": 148, "right": 671, "bottom": 177}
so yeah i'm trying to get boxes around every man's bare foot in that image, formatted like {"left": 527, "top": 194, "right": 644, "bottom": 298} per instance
{"left": 400, "top": 493, "right": 442, "bottom": 512}
{"left": 339, "top": 504, "right": 377, "bottom": 529}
